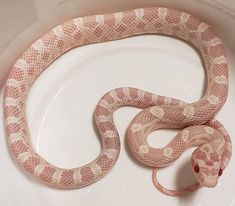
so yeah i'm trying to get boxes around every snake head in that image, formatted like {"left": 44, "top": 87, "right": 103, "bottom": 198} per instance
{"left": 191, "top": 145, "right": 223, "bottom": 188}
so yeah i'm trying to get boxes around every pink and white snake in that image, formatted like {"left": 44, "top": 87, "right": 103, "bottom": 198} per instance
{"left": 4, "top": 7, "right": 232, "bottom": 196}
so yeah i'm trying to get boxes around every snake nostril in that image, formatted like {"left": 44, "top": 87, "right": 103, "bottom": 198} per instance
{"left": 194, "top": 164, "right": 200, "bottom": 173}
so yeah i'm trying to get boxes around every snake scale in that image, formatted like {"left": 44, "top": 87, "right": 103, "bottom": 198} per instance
{"left": 4, "top": 7, "right": 232, "bottom": 196}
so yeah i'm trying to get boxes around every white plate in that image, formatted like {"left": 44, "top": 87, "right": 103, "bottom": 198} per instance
{"left": 0, "top": 34, "right": 235, "bottom": 206}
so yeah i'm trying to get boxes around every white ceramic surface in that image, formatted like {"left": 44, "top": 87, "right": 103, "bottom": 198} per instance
{"left": 1, "top": 1, "right": 235, "bottom": 206}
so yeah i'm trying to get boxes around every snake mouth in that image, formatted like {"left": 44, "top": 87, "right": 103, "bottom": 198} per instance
{"left": 202, "top": 176, "right": 218, "bottom": 188}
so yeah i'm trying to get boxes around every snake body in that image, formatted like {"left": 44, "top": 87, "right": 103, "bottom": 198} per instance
{"left": 4, "top": 7, "right": 232, "bottom": 195}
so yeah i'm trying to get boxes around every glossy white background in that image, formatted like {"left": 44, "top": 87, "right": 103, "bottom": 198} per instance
{"left": 0, "top": 0, "right": 235, "bottom": 206}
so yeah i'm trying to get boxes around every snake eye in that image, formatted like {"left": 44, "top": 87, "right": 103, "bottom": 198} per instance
{"left": 218, "top": 168, "right": 223, "bottom": 176}
{"left": 194, "top": 164, "right": 200, "bottom": 173}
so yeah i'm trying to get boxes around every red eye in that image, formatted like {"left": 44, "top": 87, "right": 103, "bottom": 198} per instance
{"left": 218, "top": 168, "right": 223, "bottom": 176}
{"left": 194, "top": 164, "right": 200, "bottom": 173}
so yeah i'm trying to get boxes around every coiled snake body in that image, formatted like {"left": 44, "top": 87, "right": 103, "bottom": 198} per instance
{"left": 4, "top": 7, "right": 232, "bottom": 196}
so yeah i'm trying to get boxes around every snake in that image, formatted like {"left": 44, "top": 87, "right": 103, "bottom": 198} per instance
{"left": 4, "top": 7, "right": 232, "bottom": 196}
